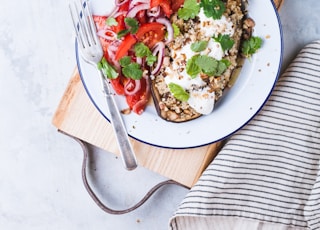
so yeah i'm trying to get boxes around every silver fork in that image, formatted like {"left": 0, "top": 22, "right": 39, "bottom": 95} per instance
{"left": 69, "top": 0, "right": 138, "bottom": 170}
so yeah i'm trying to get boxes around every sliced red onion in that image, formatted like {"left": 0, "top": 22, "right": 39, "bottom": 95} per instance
{"left": 147, "top": 6, "right": 160, "bottom": 17}
{"left": 112, "top": 11, "right": 127, "bottom": 19}
{"left": 136, "top": 57, "right": 142, "bottom": 65}
{"left": 126, "top": 3, "right": 149, "bottom": 18}
{"left": 132, "top": 98, "right": 148, "bottom": 115}
{"left": 151, "top": 42, "right": 165, "bottom": 75}
{"left": 97, "top": 29, "right": 117, "bottom": 41}
{"left": 129, "top": 0, "right": 150, "bottom": 8}
{"left": 156, "top": 17, "right": 174, "bottom": 44}
{"left": 124, "top": 79, "right": 142, "bottom": 95}
{"left": 115, "top": 0, "right": 129, "bottom": 6}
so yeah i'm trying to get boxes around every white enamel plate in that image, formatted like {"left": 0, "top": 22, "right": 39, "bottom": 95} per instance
{"left": 76, "top": 0, "right": 283, "bottom": 149}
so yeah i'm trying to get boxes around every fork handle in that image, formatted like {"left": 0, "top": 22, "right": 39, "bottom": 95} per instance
{"left": 99, "top": 71, "right": 138, "bottom": 170}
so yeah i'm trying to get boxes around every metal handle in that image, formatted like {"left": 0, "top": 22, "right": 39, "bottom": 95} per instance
{"left": 99, "top": 70, "right": 138, "bottom": 170}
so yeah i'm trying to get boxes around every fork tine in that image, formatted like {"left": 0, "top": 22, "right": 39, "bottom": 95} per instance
{"left": 78, "top": 0, "right": 95, "bottom": 47}
{"left": 83, "top": 1, "right": 101, "bottom": 47}
{"left": 69, "top": 2, "right": 85, "bottom": 49}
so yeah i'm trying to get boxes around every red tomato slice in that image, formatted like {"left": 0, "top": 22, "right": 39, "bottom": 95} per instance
{"left": 171, "top": 0, "right": 184, "bottom": 12}
{"left": 115, "top": 34, "right": 137, "bottom": 61}
{"left": 110, "top": 1, "right": 129, "bottom": 33}
{"left": 125, "top": 78, "right": 150, "bottom": 115}
{"left": 110, "top": 76, "right": 125, "bottom": 95}
{"left": 136, "top": 22, "right": 165, "bottom": 49}
{"left": 150, "top": 0, "right": 173, "bottom": 18}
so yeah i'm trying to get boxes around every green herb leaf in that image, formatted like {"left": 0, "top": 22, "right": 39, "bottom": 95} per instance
{"left": 214, "top": 34, "right": 235, "bottom": 51}
{"left": 191, "top": 40, "right": 209, "bottom": 52}
{"left": 200, "top": 0, "right": 226, "bottom": 20}
{"left": 172, "top": 23, "right": 180, "bottom": 38}
{"left": 134, "top": 42, "right": 152, "bottom": 57}
{"left": 122, "top": 63, "right": 143, "bottom": 80}
{"left": 186, "top": 55, "right": 202, "bottom": 78}
{"left": 117, "top": 29, "right": 130, "bottom": 39}
{"left": 241, "top": 36, "right": 263, "bottom": 58}
{"left": 195, "top": 55, "right": 218, "bottom": 76}
{"left": 178, "top": 0, "right": 200, "bottom": 20}
{"left": 168, "top": 83, "right": 190, "bottom": 102}
{"left": 146, "top": 55, "right": 157, "bottom": 66}
{"left": 97, "top": 57, "right": 119, "bottom": 79}
{"left": 186, "top": 55, "right": 230, "bottom": 77}
{"left": 124, "top": 17, "right": 139, "bottom": 34}
{"left": 106, "top": 17, "right": 118, "bottom": 26}
{"left": 117, "top": 18, "right": 139, "bottom": 38}
{"left": 119, "top": 56, "right": 131, "bottom": 67}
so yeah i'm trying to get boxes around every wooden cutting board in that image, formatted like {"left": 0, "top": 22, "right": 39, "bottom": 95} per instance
{"left": 52, "top": 0, "right": 283, "bottom": 188}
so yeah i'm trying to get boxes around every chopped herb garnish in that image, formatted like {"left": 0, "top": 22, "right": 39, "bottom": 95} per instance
{"left": 191, "top": 40, "right": 209, "bottom": 52}
{"left": 117, "top": 17, "right": 139, "bottom": 39}
{"left": 172, "top": 23, "right": 180, "bottom": 38}
{"left": 97, "top": 57, "right": 119, "bottom": 79}
{"left": 124, "top": 17, "right": 139, "bottom": 34}
{"left": 187, "top": 54, "right": 230, "bottom": 77}
{"left": 146, "top": 55, "right": 157, "bottom": 66}
{"left": 214, "top": 34, "right": 235, "bottom": 51}
{"left": 241, "top": 36, "right": 263, "bottom": 58}
{"left": 122, "top": 63, "right": 143, "bottom": 80}
{"left": 106, "top": 17, "right": 118, "bottom": 26}
{"left": 134, "top": 43, "right": 152, "bottom": 57}
{"left": 186, "top": 55, "right": 202, "bottom": 78}
{"left": 117, "top": 29, "right": 130, "bottom": 39}
{"left": 200, "top": 0, "right": 226, "bottom": 20}
{"left": 119, "top": 56, "right": 143, "bottom": 80}
{"left": 168, "top": 83, "right": 190, "bottom": 102}
{"left": 119, "top": 56, "right": 131, "bottom": 67}
{"left": 134, "top": 43, "right": 157, "bottom": 66}
{"left": 178, "top": 0, "right": 200, "bottom": 20}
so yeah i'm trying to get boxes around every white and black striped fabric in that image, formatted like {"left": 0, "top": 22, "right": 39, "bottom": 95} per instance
{"left": 169, "top": 40, "right": 320, "bottom": 230}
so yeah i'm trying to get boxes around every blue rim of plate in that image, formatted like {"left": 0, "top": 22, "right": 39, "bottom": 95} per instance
{"left": 76, "top": 0, "right": 283, "bottom": 149}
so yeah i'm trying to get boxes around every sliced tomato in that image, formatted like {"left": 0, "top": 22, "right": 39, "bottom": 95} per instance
{"left": 136, "top": 10, "right": 148, "bottom": 24}
{"left": 136, "top": 22, "right": 165, "bottom": 49}
{"left": 150, "top": 0, "right": 173, "bottom": 18}
{"left": 171, "top": 0, "right": 184, "bottom": 13}
{"left": 110, "top": 1, "right": 129, "bottom": 33}
{"left": 115, "top": 34, "right": 137, "bottom": 61}
{"left": 125, "top": 78, "right": 150, "bottom": 115}
{"left": 110, "top": 76, "right": 125, "bottom": 95}
{"left": 93, "top": 16, "right": 110, "bottom": 54}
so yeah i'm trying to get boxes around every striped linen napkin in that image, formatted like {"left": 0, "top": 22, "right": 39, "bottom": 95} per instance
{"left": 169, "top": 40, "right": 320, "bottom": 230}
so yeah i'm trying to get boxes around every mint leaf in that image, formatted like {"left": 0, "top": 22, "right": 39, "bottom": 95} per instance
{"left": 186, "top": 55, "right": 202, "bottom": 78}
{"left": 122, "top": 63, "right": 143, "bottom": 80}
{"left": 117, "top": 29, "right": 130, "bottom": 39}
{"left": 146, "top": 55, "right": 157, "bottom": 66}
{"left": 168, "top": 83, "right": 190, "bottom": 102}
{"left": 241, "top": 36, "right": 263, "bottom": 58}
{"left": 119, "top": 56, "right": 131, "bottom": 67}
{"left": 178, "top": 0, "right": 200, "bottom": 20}
{"left": 106, "top": 17, "right": 118, "bottom": 26}
{"left": 97, "top": 57, "right": 119, "bottom": 79}
{"left": 124, "top": 17, "right": 139, "bottom": 34}
{"left": 134, "top": 42, "right": 152, "bottom": 57}
{"left": 186, "top": 55, "right": 230, "bottom": 77}
{"left": 117, "top": 18, "right": 139, "bottom": 38}
{"left": 214, "top": 34, "right": 235, "bottom": 51}
{"left": 172, "top": 23, "right": 180, "bottom": 38}
{"left": 191, "top": 40, "right": 209, "bottom": 52}
{"left": 200, "top": 0, "right": 225, "bottom": 20}
{"left": 216, "top": 59, "right": 230, "bottom": 75}
{"left": 195, "top": 55, "right": 218, "bottom": 76}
